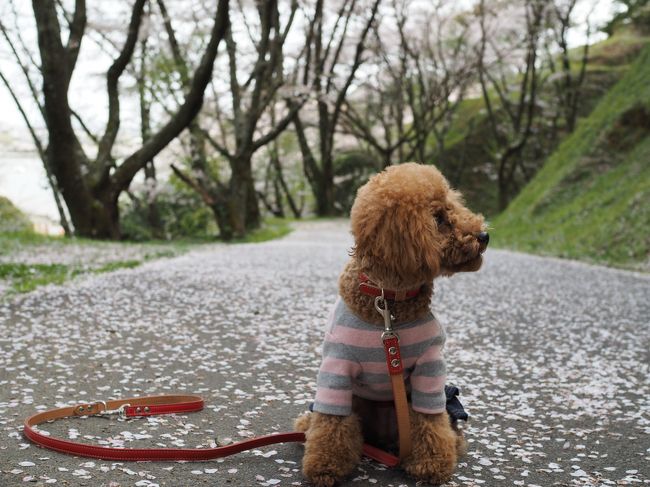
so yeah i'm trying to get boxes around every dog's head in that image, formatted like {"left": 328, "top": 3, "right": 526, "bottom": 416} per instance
{"left": 350, "top": 163, "right": 488, "bottom": 287}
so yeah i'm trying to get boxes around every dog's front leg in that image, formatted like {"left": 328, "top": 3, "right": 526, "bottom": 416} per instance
{"left": 302, "top": 411, "right": 363, "bottom": 487}
{"left": 402, "top": 411, "right": 459, "bottom": 485}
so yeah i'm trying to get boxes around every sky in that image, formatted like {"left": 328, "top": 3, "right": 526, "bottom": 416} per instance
{"left": 0, "top": 0, "right": 618, "bottom": 135}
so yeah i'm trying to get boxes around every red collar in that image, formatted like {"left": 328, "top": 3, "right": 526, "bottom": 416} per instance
{"left": 358, "top": 273, "right": 422, "bottom": 301}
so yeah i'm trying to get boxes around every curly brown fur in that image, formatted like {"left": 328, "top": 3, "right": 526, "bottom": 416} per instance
{"left": 340, "top": 163, "right": 486, "bottom": 323}
{"left": 294, "top": 412, "right": 312, "bottom": 433}
{"left": 300, "top": 163, "right": 486, "bottom": 485}
{"left": 402, "top": 412, "right": 460, "bottom": 485}
{"left": 301, "top": 412, "right": 364, "bottom": 487}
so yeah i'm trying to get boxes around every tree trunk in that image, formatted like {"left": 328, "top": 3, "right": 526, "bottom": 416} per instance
{"left": 30, "top": 0, "right": 229, "bottom": 240}
{"left": 496, "top": 151, "right": 519, "bottom": 212}
{"left": 138, "top": 30, "right": 164, "bottom": 240}
{"left": 228, "top": 156, "right": 259, "bottom": 237}
{"left": 313, "top": 175, "right": 336, "bottom": 216}
{"left": 46, "top": 148, "right": 121, "bottom": 239}
{"left": 143, "top": 162, "right": 164, "bottom": 239}
{"left": 246, "top": 175, "right": 261, "bottom": 230}
{"left": 209, "top": 202, "right": 233, "bottom": 241}
{"left": 228, "top": 184, "right": 246, "bottom": 238}
{"left": 318, "top": 153, "right": 336, "bottom": 216}
{"left": 271, "top": 168, "right": 285, "bottom": 218}
{"left": 70, "top": 190, "right": 121, "bottom": 239}
{"left": 381, "top": 149, "right": 392, "bottom": 170}
{"left": 497, "top": 178, "right": 510, "bottom": 212}
{"left": 270, "top": 150, "right": 301, "bottom": 218}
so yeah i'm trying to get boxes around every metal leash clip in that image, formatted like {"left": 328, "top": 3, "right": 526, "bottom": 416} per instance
{"left": 375, "top": 290, "right": 398, "bottom": 341}
{"left": 95, "top": 401, "right": 130, "bottom": 420}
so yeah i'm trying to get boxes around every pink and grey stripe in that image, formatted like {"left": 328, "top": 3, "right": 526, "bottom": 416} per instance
{"left": 313, "top": 298, "right": 447, "bottom": 416}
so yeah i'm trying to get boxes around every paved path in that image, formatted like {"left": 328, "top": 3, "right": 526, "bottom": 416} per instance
{"left": 1, "top": 221, "right": 648, "bottom": 487}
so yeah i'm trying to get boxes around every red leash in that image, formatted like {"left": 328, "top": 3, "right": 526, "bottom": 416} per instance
{"left": 24, "top": 393, "right": 399, "bottom": 466}
{"left": 23, "top": 395, "right": 399, "bottom": 467}
{"left": 24, "top": 295, "right": 413, "bottom": 467}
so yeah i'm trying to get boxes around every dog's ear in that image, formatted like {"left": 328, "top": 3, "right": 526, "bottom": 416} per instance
{"left": 351, "top": 187, "right": 442, "bottom": 283}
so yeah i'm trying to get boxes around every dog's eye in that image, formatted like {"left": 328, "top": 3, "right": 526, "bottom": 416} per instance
{"left": 435, "top": 213, "right": 447, "bottom": 226}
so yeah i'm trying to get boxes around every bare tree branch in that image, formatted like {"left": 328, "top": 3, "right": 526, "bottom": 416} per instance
{"left": 112, "top": 0, "right": 230, "bottom": 194}
{"left": 0, "top": 69, "right": 45, "bottom": 160}
{"left": 0, "top": 67, "right": 72, "bottom": 234}
{"left": 0, "top": 19, "right": 45, "bottom": 117}
{"left": 65, "top": 0, "right": 86, "bottom": 71}
{"left": 95, "top": 0, "right": 146, "bottom": 173}
{"left": 171, "top": 164, "right": 216, "bottom": 206}
{"left": 71, "top": 108, "right": 99, "bottom": 144}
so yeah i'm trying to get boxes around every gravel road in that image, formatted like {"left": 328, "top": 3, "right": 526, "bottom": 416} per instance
{"left": 1, "top": 221, "right": 648, "bottom": 487}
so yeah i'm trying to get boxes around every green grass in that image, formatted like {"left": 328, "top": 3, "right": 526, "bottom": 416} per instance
{"left": 493, "top": 44, "right": 650, "bottom": 271}
{"left": 586, "top": 27, "right": 650, "bottom": 67}
{"left": 231, "top": 217, "right": 293, "bottom": 243}
{"left": 0, "top": 230, "right": 186, "bottom": 257}
{"left": 0, "top": 196, "right": 33, "bottom": 233}
{"left": 0, "top": 263, "right": 73, "bottom": 293}
{"left": 0, "top": 197, "right": 62, "bottom": 259}
{"left": 92, "top": 260, "right": 142, "bottom": 273}
{"left": 0, "top": 260, "right": 146, "bottom": 294}
{"left": 0, "top": 231, "right": 52, "bottom": 256}
{"left": 0, "top": 216, "right": 295, "bottom": 296}
{"left": 0, "top": 199, "right": 179, "bottom": 295}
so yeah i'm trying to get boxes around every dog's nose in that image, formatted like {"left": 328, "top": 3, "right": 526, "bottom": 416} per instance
{"left": 477, "top": 232, "right": 489, "bottom": 245}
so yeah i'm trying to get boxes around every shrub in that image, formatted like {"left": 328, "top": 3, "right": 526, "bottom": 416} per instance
{"left": 0, "top": 196, "right": 33, "bottom": 233}
{"left": 120, "top": 183, "right": 215, "bottom": 241}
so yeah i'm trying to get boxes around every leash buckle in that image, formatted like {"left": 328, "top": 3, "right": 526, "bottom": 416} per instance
{"left": 96, "top": 402, "right": 130, "bottom": 419}
{"left": 381, "top": 330, "right": 399, "bottom": 342}
{"left": 375, "top": 294, "right": 397, "bottom": 341}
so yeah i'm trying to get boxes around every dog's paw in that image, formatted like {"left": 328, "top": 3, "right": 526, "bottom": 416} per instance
{"left": 304, "top": 469, "right": 339, "bottom": 487}
{"left": 403, "top": 411, "right": 458, "bottom": 485}
{"left": 310, "top": 476, "right": 337, "bottom": 487}
{"left": 403, "top": 454, "right": 456, "bottom": 485}
{"left": 301, "top": 412, "right": 363, "bottom": 486}
{"left": 303, "top": 452, "right": 352, "bottom": 487}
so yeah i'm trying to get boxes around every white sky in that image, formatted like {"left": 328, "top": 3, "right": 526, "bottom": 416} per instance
{"left": 0, "top": 0, "right": 617, "bottom": 135}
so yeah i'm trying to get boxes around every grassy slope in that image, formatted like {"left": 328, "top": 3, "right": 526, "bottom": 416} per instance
{"left": 0, "top": 196, "right": 33, "bottom": 233}
{"left": 493, "top": 45, "right": 650, "bottom": 271}
{"left": 439, "top": 30, "right": 649, "bottom": 218}
{"left": 588, "top": 27, "right": 650, "bottom": 67}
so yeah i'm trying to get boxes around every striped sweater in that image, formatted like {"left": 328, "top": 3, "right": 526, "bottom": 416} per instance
{"left": 313, "top": 298, "right": 447, "bottom": 416}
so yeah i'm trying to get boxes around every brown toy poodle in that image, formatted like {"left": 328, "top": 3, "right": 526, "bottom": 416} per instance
{"left": 296, "top": 163, "right": 489, "bottom": 486}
